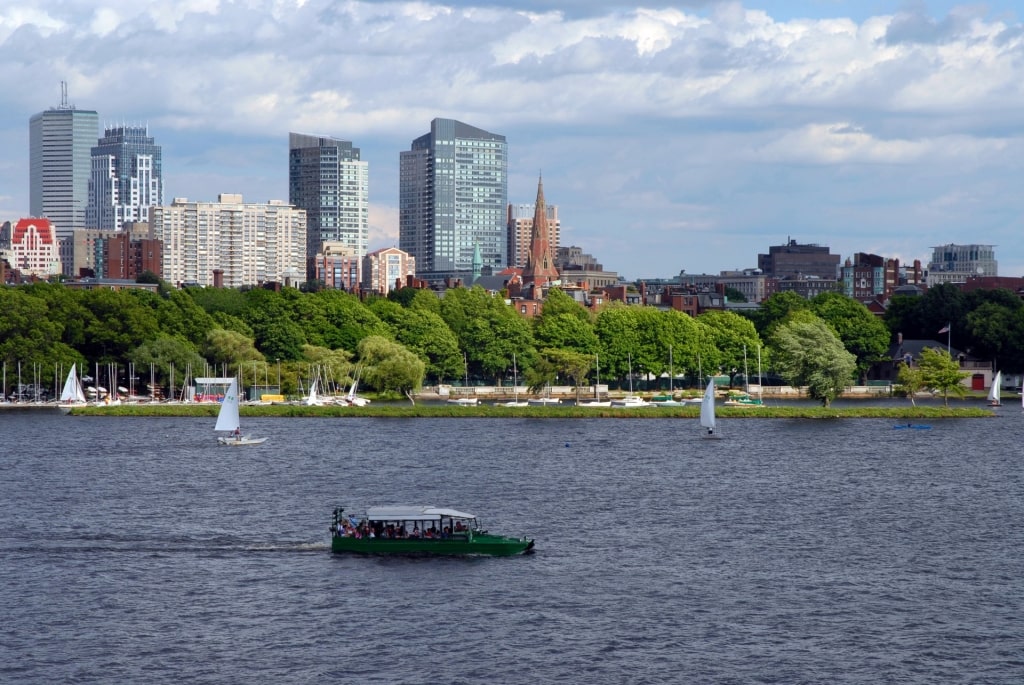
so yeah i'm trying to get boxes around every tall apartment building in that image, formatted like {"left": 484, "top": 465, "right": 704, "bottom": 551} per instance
{"left": 399, "top": 118, "right": 507, "bottom": 282}
{"left": 508, "top": 201, "right": 559, "bottom": 269}
{"left": 87, "top": 126, "right": 163, "bottom": 231}
{"left": 288, "top": 133, "right": 368, "bottom": 280}
{"left": 29, "top": 90, "right": 99, "bottom": 241}
{"left": 926, "top": 243, "right": 997, "bottom": 286}
{"left": 151, "top": 194, "right": 306, "bottom": 288}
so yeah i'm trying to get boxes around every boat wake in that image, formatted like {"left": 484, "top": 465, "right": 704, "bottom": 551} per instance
{"left": 7, "top": 532, "right": 328, "bottom": 555}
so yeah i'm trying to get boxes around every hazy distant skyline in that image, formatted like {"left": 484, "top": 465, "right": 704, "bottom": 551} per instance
{"left": 1, "top": 0, "right": 1022, "bottom": 280}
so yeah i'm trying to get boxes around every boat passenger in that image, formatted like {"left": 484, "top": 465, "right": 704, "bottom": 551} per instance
{"left": 410, "top": 525, "right": 421, "bottom": 538}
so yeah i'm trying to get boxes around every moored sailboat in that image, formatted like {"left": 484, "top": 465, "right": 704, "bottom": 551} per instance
{"left": 58, "top": 364, "right": 88, "bottom": 413}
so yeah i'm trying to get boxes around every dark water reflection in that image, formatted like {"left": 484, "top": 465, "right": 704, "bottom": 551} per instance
{"left": 2, "top": 412, "right": 1022, "bottom": 683}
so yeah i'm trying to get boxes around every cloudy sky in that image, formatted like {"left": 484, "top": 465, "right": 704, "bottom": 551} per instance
{"left": 1, "top": 0, "right": 1022, "bottom": 280}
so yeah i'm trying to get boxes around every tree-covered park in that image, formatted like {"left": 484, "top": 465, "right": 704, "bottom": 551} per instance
{"left": 1, "top": 278, "right": 1021, "bottom": 401}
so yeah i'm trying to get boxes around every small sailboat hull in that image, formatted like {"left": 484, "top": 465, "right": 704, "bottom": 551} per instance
{"left": 218, "top": 436, "right": 268, "bottom": 445}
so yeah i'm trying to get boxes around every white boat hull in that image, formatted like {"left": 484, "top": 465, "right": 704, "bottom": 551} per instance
{"left": 218, "top": 435, "right": 268, "bottom": 446}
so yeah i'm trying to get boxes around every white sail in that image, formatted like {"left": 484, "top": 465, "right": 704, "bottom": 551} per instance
{"left": 215, "top": 379, "right": 241, "bottom": 432}
{"left": 700, "top": 379, "right": 716, "bottom": 433}
{"left": 305, "top": 378, "right": 322, "bottom": 406}
{"left": 989, "top": 371, "right": 1001, "bottom": 404}
{"left": 60, "top": 365, "right": 87, "bottom": 403}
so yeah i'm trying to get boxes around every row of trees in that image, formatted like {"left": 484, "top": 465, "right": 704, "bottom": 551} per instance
{"left": 0, "top": 278, "right": 1018, "bottom": 406}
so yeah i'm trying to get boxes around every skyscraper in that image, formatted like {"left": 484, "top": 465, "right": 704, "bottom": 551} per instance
{"left": 288, "top": 133, "right": 368, "bottom": 282}
{"left": 29, "top": 85, "right": 99, "bottom": 239}
{"left": 87, "top": 125, "right": 163, "bottom": 231}
{"left": 399, "top": 118, "right": 507, "bottom": 282}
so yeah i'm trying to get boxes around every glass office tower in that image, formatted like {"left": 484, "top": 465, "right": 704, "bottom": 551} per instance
{"left": 289, "top": 132, "right": 369, "bottom": 280}
{"left": 399, "top": 118, "right": 507, "bottom": 282}
{"left": 29, "top": 104, "right": 99, "bottom": 239}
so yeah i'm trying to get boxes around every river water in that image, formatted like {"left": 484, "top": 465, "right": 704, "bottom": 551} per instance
{"left": 2, "top": 410, "right": 1022, "bottom": 683}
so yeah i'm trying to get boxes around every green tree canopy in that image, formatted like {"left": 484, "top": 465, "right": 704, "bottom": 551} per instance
{"left": 810, "top": 292, "right": 891, "bottom": 383}
{"left": 356, "top": 335, "right": 425, "bottom": 396}
{"left": 770, "top": 316, "right": 857, "bottom": 406}
{"left": 368, "top": 298, "right": 463, "bottom": 383}
{"left": 129, "top": 336, "right": 206, "bottom": 393}
{"left": 205, "top": 328, "right": 265, "bottom": 372}
{"left": 916, "top": 346, "right": 970, "bottom": 406}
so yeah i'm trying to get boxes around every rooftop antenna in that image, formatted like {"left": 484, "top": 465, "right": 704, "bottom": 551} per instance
{"left": 60, "top": 80, "right": 68, "bottom": 109}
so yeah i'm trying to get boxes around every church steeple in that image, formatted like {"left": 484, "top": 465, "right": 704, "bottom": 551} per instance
{"left": 521, "top": 174, "right": 559, "bottom": 293}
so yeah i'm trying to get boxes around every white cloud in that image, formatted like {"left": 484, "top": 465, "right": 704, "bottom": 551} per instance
{"left": 1, "top": 0, "right": 1023, "bottom": 279}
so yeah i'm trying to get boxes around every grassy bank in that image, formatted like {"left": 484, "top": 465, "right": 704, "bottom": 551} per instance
{"left": 69, "top": 403, "right": 993, "bottom": 419}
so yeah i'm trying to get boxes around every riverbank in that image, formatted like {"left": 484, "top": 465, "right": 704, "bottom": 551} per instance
{"left": 65, "top": 403, "right": 993, "bottom": 419}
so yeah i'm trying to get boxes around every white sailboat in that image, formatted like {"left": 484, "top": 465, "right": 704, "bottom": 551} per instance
{"left": 988, "top": 371, "right": 1001, "bottom": 406}
{"left": 579, "top": 354, "right": 611, "bottom": 407}
{"left": 499, "top": 354, "right": 529, "bottom": 407}
{"left": 701, "top": 378, "right": 723, "bottom": 439}
{"left": 216, "top": 379, "right": 267, "bottom": 446}
{"left": 611, "top": 353, "right": 649, "bottom": 407}
{"left": 58, "top": 364, "right": 88, "bottom": 412}
{"left": 304, "top": 377, "right": 324, "bottom": 406}
{"left": 342, "top": 373, "right": 371, "bottom": 407}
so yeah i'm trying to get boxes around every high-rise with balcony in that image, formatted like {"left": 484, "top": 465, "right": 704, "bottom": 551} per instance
{"left": 399, "top": 118, "right": 507, "bottom": 283}
{"left": 151, "top": 194, "right": 306, "bottom": 288}
{"left": 288, "top": 133, "right": 368, "bottom": 282}
{"left": 29, "top": 86, "right": 99, "bottom": 240}
{"left": 87, "top": 126, "right": 163, "bottom": 231}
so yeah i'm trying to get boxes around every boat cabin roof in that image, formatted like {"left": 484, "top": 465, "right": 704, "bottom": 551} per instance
{"left": 365, "top": 506, "right": 476, "bottom": 522}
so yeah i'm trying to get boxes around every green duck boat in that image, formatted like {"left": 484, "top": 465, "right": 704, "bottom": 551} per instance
{"left": 331, "top": 506, "right": 535, "bottom": 556}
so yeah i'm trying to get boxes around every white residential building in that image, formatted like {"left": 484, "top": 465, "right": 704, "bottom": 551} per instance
{"left": 151, "top": 194, "right": 306, "bottom": 288}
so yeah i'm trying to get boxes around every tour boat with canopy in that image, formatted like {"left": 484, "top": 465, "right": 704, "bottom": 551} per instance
{"left": 331, "top": 505, "right": 534, "bottom": 556}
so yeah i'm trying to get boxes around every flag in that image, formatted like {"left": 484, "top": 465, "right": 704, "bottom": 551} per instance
{"left": 938, "top": 323, "right": 950, "bottom": 334}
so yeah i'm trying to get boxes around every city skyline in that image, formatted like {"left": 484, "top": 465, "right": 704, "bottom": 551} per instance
{"left": 2, "top": 1, "right": 1023, "bottom": 281}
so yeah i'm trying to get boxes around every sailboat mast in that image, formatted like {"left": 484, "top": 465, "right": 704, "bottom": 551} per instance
{"left": 743, "top": 345, "right": 749, "bottom": 394}
{"left": 669, "top": 345, "right": 674, "bottom": 393}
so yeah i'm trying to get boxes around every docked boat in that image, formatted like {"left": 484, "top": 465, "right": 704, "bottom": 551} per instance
{"left": 331, "top": 506, "right": 534, "bottom": 556}
{"left": 446, "top": 396, "right": 479, "bottom": 406}
{"left": 58, "top": 365, "right": 88, "bottom": 413}
{"left": 611, "top": 395, "right": 650, "bottom": 408}
{"left": 650, "top": 395, "right": 689, "bottom": 407}
{"left": 723, "top": 391, "right": 764, "bottom": 407}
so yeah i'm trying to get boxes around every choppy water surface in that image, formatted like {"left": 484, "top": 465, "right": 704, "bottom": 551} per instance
{"left": 2, "top": 411, "right": 1022, "bottom": 683}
